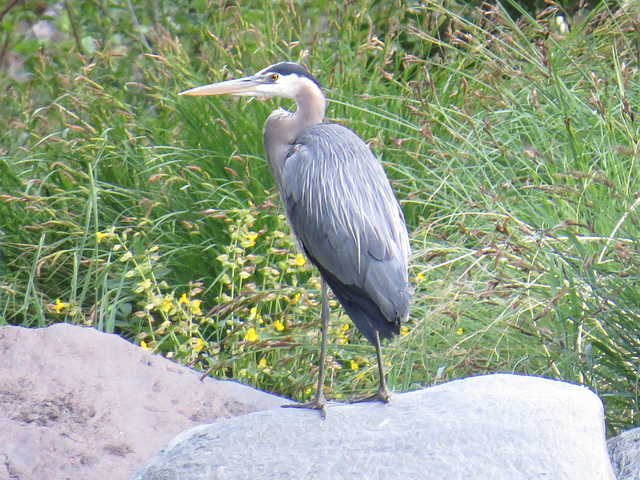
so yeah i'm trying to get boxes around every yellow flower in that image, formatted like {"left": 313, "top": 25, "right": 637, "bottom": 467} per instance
{"left": 54, "top": 298, "right": 69, "bottom": 314}
{"left": 293, "top": 253, "right": 306, "bottom": 266}
{"left": 135, "top": 280, "right": 152, "bottom": 293}
{"left": 416, "top": 272, "right": 424, "bottom": 281}
{"left": 244, "top": 328, "right": 258, "bottom": 342}
{"left": 341, "top": 323, "right": 350, "bottom": 333}
{"left": 96, "top": 231, "right": 107, "bottom": 243}
{"left": 400, "top": 325, "right": 409, "bottom": 336}
{"left": 161, "top": 296, "right": 173, "bottom": 313}
{"left": 245, "top": 232, "right": 259, "bottom": 247}
{"left": 258, "top": 358, "right": 268, "bottom": 368}
{"left": 289, "top": 293, "right": 301, "bottom": 305}
{"left": 456, "top": 327, "right": 464, "bottom": 335}
{"left": 190, "top": 337, "right": 204, "bottom": 352}
{"left": 189, "top": 299, "right": 202, "bottom": 315}
{"left": 140, "top": 340, "right": 149, "bottom": 350}
{"left": 274, "top": 320, "right": 285, "bottom": 332}
{"left": 179, "top": 293, "right": 188, "bottom": 304}
{"left": 350, "top": 360, "right": 359, "bottom": 372}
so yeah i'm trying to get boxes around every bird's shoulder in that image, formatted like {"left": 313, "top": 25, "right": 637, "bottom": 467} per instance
{"left": 295, "top": 122, "right": 371, "bottom": 158}
{"left": 282, "top": 122, "right": 411, "bottom": 327}
{"left": 303, "top": 121, "right": 359, "bottom": 138}
{"left": 281, "top": 119, "right": 410, "bottom": 271}
{"left": 285, "top": 122, "right": 383, "bottom": 183}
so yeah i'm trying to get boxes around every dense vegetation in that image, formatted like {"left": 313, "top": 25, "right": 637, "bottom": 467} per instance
{"left": 2, "top": 0, "right": 640, "bottom": 434}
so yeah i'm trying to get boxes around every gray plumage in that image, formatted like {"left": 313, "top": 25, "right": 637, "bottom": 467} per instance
{"left": 281, "top": 123, "right": 410, "bottom": 344}
{"left": 180, "top": 61, "right": 411, "bottom": 408}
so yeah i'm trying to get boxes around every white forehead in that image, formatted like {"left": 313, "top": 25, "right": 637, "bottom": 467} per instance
{"left": 254, "top": 73, "right": 315, "bottom": 100}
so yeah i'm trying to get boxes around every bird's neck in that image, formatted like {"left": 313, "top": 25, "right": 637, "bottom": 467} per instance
{"left": 291, "top": 80, "right": 326, "bottom": 130}
{"left": 262, "top": 79, "right": 326, "bottom": 193}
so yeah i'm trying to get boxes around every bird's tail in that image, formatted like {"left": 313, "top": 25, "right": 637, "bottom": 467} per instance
{"left": 318, "top": 268, "right": 401, "bottom": 345}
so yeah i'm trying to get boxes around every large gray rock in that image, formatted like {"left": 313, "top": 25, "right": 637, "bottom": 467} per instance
{"left": 609, "top": 426, "right": 640, "bottom": 479}
{"left": 132, "top": 374, "right": 615, "bottom": 480}
{"left": 0, "top": 324, "right": 286, "bottom": 480}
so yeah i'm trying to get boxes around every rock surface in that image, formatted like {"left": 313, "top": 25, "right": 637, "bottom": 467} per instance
{"left": 609, "top": 426, "right": 640, "bottom": 479}
{"left": 0, "top": 324, "right": 286, "bottom": 480}
{"left": 131, "top": 374, "right": 615, "bottom": 480}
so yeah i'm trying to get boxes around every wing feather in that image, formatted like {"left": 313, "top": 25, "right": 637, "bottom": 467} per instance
{"left": 281, "top": 123, "right": 411, "bottom": 343}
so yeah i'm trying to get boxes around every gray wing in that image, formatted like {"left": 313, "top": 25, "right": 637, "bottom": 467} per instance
{"left": 281, "top": 123, "right": 411, "bottom": 343}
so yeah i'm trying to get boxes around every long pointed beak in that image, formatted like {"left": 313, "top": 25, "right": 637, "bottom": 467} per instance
{"left": 179, "top": 75, "right": 264, "bottom": 97}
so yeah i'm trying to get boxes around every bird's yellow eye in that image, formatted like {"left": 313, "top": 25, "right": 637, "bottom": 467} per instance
{"left": 270, "top": 73, "right": 279, "bottom": 82}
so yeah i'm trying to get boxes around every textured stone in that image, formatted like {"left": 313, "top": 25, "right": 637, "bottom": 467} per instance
{"left": 608, "top": 426, "right": 640, "bottom": 479}
{"left": 0, "top": 324, "right": 286, "bottom": 480}
{"left": 132, "top": 374, "right": 615, "bottom": 480}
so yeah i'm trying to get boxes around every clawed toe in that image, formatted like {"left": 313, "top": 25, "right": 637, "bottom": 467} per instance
{"left": 350, "top": 385, "right": 392, "bottom": 404}
{"left": 282, "top": 396, "right": 328, "bottom": 418}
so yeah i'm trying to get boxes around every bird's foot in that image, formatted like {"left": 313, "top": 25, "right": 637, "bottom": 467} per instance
{"left": 281, "top": 395, "right": 328, "bottom": 418}
{"left": 351, "top": 385, "right": 392, "bottom": 404}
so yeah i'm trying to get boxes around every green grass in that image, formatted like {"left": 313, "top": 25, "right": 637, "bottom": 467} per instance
{"left": 2, "top": 0, "right": 640, "bottom": 435}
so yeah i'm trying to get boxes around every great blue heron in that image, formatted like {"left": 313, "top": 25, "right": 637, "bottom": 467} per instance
{"left": 180, "top": 61, "right": 411, "bottom": 414}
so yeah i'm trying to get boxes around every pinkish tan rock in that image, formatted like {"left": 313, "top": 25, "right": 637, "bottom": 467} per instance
{"left": 0, "top": 324, "right": 286, "bottom": 480}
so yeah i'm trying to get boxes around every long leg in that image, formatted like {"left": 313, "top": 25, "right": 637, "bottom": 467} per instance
{"left": 282, "top": 278, "right": 330, "bottom": 417}
{"left": 352, "top": 330, "right": 392, "bottom": 403}
{"left": 314, "top": 278, "right": 330, "bottom": 408}
{"left": 373, "top": 330, "right": 391, "bottom": 402}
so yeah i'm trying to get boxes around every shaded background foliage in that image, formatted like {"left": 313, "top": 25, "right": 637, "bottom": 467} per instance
{"left": 2, "top": 0, "right": 640, "bottom": 435}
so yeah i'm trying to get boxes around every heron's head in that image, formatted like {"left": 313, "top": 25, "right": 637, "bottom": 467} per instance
{"left": 179, "top": 61, "right": 322, "bottom": 101}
